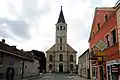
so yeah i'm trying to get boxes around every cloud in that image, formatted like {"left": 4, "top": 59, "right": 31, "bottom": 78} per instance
{"left": 21, "top": 0, "right": 51, "bottom": 23}
{"left": 0, "top": 0, "right": 118, "bottom": 60}
{"left": 0, "top": 18, "right": 31, "bottom": 40}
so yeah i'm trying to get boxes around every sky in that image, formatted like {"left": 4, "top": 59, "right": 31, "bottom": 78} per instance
{"left": 0, "top": 0, "right": 118, "bottom": 61}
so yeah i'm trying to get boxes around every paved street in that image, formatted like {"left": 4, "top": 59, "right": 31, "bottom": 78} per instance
{"left": 23, "top": 73, "right": 88, "bottom": 80}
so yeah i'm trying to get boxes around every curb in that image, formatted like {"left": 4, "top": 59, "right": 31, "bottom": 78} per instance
{"left": 22, "top": 75, "right": 42, "bottom": 80}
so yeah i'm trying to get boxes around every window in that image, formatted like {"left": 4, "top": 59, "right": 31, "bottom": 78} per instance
{"left": 106, "top": 34, "right": 110, "bottom": 47}
{"left": 105, "top": 14, "right": 108, "bottom": 22}
{"left": 60, "top": 38, "right": 62, "bottom": 43}
{"left": 70, "top": 64, "right": 73, "bottom": 71}
{"left": 59, "top": 54, "right": 63, "bottom": 61}
{"left": 87, "top": 53, "right": 89, "bottom": 61}
{"left": 49, "top": 55, "right": 53, "bottom": 61}
{"left": 49, "top": 64, "right": 52, "bottom": 70}
{"left": 57, "top": 27, "right": 59, "bottom": 30}
{"left": 63, "top": 27, "right": 65, "bottom": 30}
{"left": 60, "top": 26, "right": 62, "bottom": 30}
{"left": 70, "top": 55, "right": 73, "bottom": 61}
{"left": 60, "top": 46, "right": 62, "bottom": 50}
{"left": 25, "top": 65, "right": 27, "bottom": 68}
{"left": 83, "top": 68, "right": 86, "bottom": 75}
{"left": 111, "top": 29, "right": 116, "bottom": 44}
{"left": 92, "top": 32, "right": 94, "bottom": 36}
{"left": 9, "top": 56, "right": 14, "bottom": 65}
{"left": 97, "top": 23, "right": 100, "bottom": 31}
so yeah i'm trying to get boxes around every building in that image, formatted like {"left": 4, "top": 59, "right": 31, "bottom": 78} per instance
{"left": 22, "top": 51, "right": 40, "bottom": 78}
{"left": 78, "top": 49, "right": 89, "bottom": 78}
{"left": 46, "top": 6, "right": 77, "bottom": 73}
{"left": 88, "top": 1, "right": 120, "bottom": 80}
{"left": 0, "top": 39, "right": 39, "bottom": 80}
{"left": 30, "top": 50, "right": 46, "bottom": 73}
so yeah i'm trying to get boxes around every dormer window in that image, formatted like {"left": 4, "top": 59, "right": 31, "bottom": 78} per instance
{"left": 105, "top": 14, "right": 108, "bottom": 22}
{"left": 97, "top": 23, "right": 100, "bottom": 31}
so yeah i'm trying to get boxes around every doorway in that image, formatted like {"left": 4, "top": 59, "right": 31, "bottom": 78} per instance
{"left": 59, "top": 63, "right": 63, "bottom": 72}
{"left": 6, "top": 67, "right": 15, "bottom": 80}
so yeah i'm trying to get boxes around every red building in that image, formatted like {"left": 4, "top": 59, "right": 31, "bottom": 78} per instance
{"left": 88, "top": 1, "right": 120, "bottom": 80}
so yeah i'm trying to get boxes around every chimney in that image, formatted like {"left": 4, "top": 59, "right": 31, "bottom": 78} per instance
{"left": 2, "top": 39, "right": 5, "bottom": 43}
{"left": 21, "top": 49, "right": 24, "bottom": 51}
{"left": 11, "top": 46, "right": 16, "bottom": 49}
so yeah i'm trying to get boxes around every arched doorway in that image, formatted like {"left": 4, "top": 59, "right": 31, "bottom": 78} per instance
{"left": 59, "top": 63, "right": 63, "bottom": 72}
{"left": 49, "top": 64, "right": 52, "bottom": 71}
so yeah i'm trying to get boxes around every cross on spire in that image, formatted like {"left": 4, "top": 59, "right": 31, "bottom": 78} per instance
{"left": 57, "top": 6, "right": 66, "bottom": 23}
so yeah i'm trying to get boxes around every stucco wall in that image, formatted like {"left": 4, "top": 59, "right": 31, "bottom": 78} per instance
{"left": 78, "top": 51, "right": 89, "bottom": 78}
{"left": 46, "top": 51, "right": 76, "bottom": 73}
{"left": 0, "top": 52, "right": 39, "bottom": 80}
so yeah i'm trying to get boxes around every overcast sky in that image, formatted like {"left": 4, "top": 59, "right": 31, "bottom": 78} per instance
{"left": 0, "top": 0, "right": 118, "bottom": 60}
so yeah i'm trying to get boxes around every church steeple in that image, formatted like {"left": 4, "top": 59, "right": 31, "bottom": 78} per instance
{"left": 57, "top": 6, "right": 66, "bottom": 23}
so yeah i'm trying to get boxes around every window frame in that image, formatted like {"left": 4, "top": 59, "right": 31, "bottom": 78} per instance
{"left": 111, "top": 28, "right": 116, "bottom": 44}
{"left": 59, "top": 54, "right": 63, "bottom": 61}
{"left": 49, "top": 55, "right": 53, "bottom": 61}
{"left": 70, "top": 55, "right": 73, "bottom": 61}
{"left": 97, "top": 22, "right": 100, "bottom": 31}
{"left": 104, "top": 13, "right": 108, "bottom": 22}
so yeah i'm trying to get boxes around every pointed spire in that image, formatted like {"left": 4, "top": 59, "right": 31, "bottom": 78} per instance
{"left": 57, "top": 6, "right": 66, "bottom": 23}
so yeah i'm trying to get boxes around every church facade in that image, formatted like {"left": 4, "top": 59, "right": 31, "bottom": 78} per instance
{"left": 46, "top": 7, "right": 77, "bottom": 73}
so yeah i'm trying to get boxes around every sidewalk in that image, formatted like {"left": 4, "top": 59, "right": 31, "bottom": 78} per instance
{"left": 73, "top": 75, "right": 89, "bottom": 80}
{"left": 22, "top": 75, "right": 42, "bottom": 80}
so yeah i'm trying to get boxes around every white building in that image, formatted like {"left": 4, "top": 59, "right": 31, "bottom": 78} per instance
{"left": 46, "top": 6, "right": 77, "bottom": 73}
{"left": 78, "top": 49, "right": 89, "bottom": 78}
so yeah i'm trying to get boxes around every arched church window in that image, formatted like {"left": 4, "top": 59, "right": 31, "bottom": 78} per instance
{"left": 49, "top": 64, "right": 52, "bottom": 70}
{"left": 63, "top": 27, "right": 65, "bottom": 30}
{"left": 60, "top": 38, "right": 62, "bottom": 43}
{"left": 70, "top": 55, "right": 73, "bottom": 61}
{"left": 57, "top": 27, "right": 59, "bottom": 30}
{"left": 60, "top": 46, "right": 62, "bottom": 50}
{"left": 60, "top": 26, "right": 62, "bottom": 30}
{"left": 70, "top": 64, "right": 73, "bottom": 71}
{"left": 59, "top": 54, "right": 63, "bottom": 61}
{"left": 49, "top": 55, "right": 53, "bottom": 61}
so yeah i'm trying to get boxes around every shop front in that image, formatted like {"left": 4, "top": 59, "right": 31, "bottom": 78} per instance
{"left": 106, "top": 59, "right": 120, "bottom": 80}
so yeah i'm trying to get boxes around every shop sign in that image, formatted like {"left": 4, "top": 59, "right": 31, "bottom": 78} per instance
{"left": 106, "top": 59, "right": 120, "bottom": 66}
{"left": 111, "top": 66, "right": 119, "bottom": 72}
{"left": 96, "top": 40, "right": 107, "bottom": 51}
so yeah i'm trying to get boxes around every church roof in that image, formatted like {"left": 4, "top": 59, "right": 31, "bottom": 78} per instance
{"left": 67, "top": 44, "right": 77, "bottom": 53}
{"left": 57, "top": 6, "right": 66, "bottom": 23}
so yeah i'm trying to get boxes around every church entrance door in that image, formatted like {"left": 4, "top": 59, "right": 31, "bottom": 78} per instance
{"left": 59, "top": 63, "right": 63, "bottom": 72}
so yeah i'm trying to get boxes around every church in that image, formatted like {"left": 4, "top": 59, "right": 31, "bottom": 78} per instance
{"left": 46, "top": 6, "right": 77, "bottom": 73}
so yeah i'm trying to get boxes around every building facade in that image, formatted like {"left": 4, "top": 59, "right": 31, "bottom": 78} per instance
{"left": 88, "top": 1, "right": 120, "bottom": 80}
{"left": 0, "top": 39, "right": 39, "bottom": 80}
{"left": 78, "top": 49, "right": 89, "bottom": 78}
{"left": 46, "top": 7, "right": 77, "bottom": 73}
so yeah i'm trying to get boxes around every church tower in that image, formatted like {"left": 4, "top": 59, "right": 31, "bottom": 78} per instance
{"left": 46, "top": 6, "right": 77, "bottom": 73}
{"left": 55, "top": 6, "right": 67, "bottom": 51}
